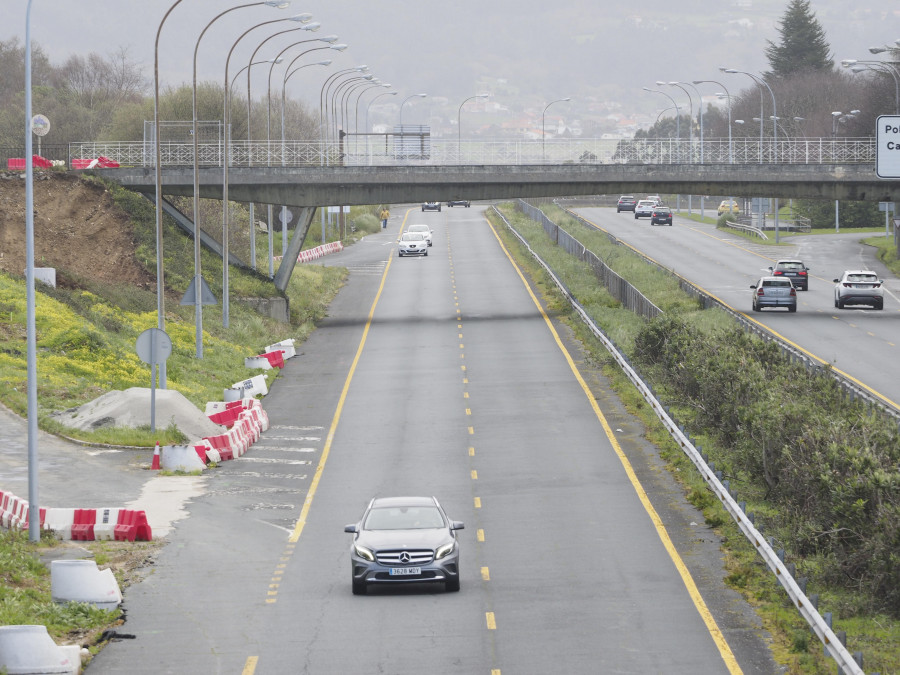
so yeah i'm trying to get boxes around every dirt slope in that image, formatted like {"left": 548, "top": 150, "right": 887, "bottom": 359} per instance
{"left": 0, "top": 171, "right": 153, "bottom": 288}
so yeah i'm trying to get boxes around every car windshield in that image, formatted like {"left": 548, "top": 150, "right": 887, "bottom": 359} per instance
{"left": 402, "top": 233, "right": 424, "bottom": 241}
{"left": 762, "top": 279, "right": 792, "bottom": 288}
{"left": 364, "top": 506, "right": 445, "bottom": 530}
{"left": 777, "top": 262, "right": 804, "bottom": 270}
{"left": 847, "top": 274, "right": 877, "bottom": 283}
{"left": 409, "top": 226, "right": 429, "bottom": 233}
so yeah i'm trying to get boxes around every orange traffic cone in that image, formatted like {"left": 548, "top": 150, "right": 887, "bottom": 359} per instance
{"left": 151, "top": 442, "right": 161, "bottom": 470}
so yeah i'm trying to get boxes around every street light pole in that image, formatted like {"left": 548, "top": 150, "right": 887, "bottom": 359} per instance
{"left": 694, "top": 79, "right": 732, "bottom": 163}
{"left": 399, "top": 92, "right": 428, "bottom": 127}
{"left": 365, "top": 90, "right": 398, "bottom": 160}
{"left": 233, "top": 57, "right": 283, "bottom": 273}
{"left": 844, "top": 59, "right": 900, "bottom": 114}
{"left": 152, "top": 0, "right": 185, "bottom": 384}
{"left": 222, "top": 14, "right": 315, "bottom": 328}
{"left": 642, "top": 87, "right": 681, "bottom": 170}
{"left": 659, "top": 82, "right": 694, "bottom": 163}
{"left": 541, "top": 97, "right": 571, "bottom": 162}
{"left": 458, "top": 94, "right": 488, "bottom": 163}
{"left": 24, "top": 0, "right": 40, "bottom": 543}
{"left": 722, "top": 69, "right": 777, "bottom": 163}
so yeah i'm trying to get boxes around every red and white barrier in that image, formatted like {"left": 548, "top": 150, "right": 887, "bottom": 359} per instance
{"left": 266, "top": 339, "right": 296, "bottom": 360}
{"left": 0, "top": 493, "right": 151, "bottom": 541}
{"left": 275, "top": 241, "right": 344, "bottom": 263}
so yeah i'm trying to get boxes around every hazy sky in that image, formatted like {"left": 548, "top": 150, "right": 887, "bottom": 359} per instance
{"left": 4, "top": 0, "right": 899, "bottom": 119}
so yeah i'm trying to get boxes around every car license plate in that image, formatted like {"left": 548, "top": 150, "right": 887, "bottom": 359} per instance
{"left": 389, "top": 567, "right": 421, "bottom": 576}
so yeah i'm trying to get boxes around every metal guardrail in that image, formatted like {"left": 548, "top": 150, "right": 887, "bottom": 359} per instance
{"left": 515, "top": 200, "right": 662, "bottom": 320}
{"left": 64, "top": 136, "right": 878, "bottom": 168}
{"left": 494, "top": 203, "right": 868, "bottom": 674}
{"left": 720, "top": 219, "right": 768, "bottom": 240}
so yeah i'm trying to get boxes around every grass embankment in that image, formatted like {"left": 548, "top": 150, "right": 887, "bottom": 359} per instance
{"left": 489, "top": 202, "right": 899, "bottom": 674}
{"left": 0, "top": 178, "right": 348, "bottom": 445}
{"left": 0, "top": 175, "right": 352, "bottom": 649}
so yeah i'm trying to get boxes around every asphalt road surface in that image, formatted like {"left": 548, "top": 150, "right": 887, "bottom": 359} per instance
{"left": 575, "top": 204, "right": 900, "bottom": 410}
{"left": 88, "top": 205, "right": 776, "bottom": 674}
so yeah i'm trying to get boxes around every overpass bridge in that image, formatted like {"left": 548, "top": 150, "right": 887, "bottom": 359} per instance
{"left": 83, "top": 136, "right": 897, "bottom": 206}
{"left": 80, "top": 136, "right": 897, "bottom": 290}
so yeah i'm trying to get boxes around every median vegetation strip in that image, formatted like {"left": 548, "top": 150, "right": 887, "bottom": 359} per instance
{"left": 489, "top": 201, "right": 899, "bottom": 674}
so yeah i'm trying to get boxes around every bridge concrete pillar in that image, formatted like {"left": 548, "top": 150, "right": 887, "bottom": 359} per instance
{"left": 273, "top": 206, "right": 316, "bottom": 292}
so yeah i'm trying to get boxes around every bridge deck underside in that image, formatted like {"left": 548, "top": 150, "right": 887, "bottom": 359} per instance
{"left": 97, "top": 164, "right": 899, "bottom": 208}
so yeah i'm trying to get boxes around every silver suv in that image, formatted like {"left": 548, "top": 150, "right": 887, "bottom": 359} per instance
{"left": 833, "top": 270, "right": 884, "bottom": 310}
{"left": 344, "top": 496, "right": 464, "bottom": 595}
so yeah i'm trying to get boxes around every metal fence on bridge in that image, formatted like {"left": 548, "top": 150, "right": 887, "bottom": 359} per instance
{"left": 65, "top": 136, "right": 877, "bottom": 168}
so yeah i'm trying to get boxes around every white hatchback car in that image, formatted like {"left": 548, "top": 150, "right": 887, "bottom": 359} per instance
{"left": 634, "top": 200, "right": 656, "bottom": 219}
{"left": 407, "top": 224, "right": 433, "bottom": 246}
{"left": 398, "top": 232, "right": 428, "bottom": 257}
{"left": 833, "top": 270, "right": 884, "bottom": 310}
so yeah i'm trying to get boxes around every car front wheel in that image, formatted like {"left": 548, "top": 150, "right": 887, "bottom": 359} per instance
{"left": 445, "top": 577, "right": 460, "bottom": 592}
{"left": 352, "top": 579, "right": 366, "bottom": 595}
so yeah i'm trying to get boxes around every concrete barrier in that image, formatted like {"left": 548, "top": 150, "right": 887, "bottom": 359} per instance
{"left": 161, "top": 445, "right": 207, "bottom": 473}
{"left": 50, "top": 560, "right": 122, "bottom": 610}
{"left": 0, "top": 625, "right": 81, "bottom": 674}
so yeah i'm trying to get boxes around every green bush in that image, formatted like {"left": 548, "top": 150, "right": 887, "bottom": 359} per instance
{"left": 351, "top": 213, "right": 381, "bottom": 235}
{"left": 633, "top": 314, "right": 900, "bottom": 615}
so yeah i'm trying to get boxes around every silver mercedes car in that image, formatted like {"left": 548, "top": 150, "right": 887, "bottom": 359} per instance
{"left": 344, "top": 496, "right": 464, "bottom": 595}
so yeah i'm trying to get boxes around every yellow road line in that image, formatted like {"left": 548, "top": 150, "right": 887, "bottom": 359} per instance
{"left": 487, "top": 217, "right": 743, "bottom": 675}
{"left": 288, "top": 208, "right": 410, "bottom": 543}
{"left": 242, "top": 656, "right": 259, "bottom": 674}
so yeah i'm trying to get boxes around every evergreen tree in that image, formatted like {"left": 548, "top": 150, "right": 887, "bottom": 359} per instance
{"left": 765, "top": 0, "right": 834, "bottom": 77}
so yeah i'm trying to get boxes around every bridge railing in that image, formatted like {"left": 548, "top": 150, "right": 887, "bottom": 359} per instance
{"left": 67, "top": 137, "right": 876, "bottom": 168}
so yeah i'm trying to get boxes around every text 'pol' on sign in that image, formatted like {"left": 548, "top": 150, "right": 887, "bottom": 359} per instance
{"left": 876, "top": 115, "right": 900, "bottom": 179}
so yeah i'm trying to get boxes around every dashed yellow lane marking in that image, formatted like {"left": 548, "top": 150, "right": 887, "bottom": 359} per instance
{"left": 469, "top": 446, "right": 475, "bottom": 456}
{"left": 471, "top": 470, "right": 478, "bottom": 480}
{"left": 486, "top": 612, "right": 497, "bottom": 630}
{"left": 466, "top": 408, "right": 472, "bottom": 415}
{"left": 487, "top": 216, "right": 743, "bottom": 675}
{"left": 468, "top": 426, "right": 474, "bottom": 435}
{"left": 243, "top": 656, "right": 259, "bottom": 674}
{"left": 477, "top": 529, "right": 485, "bottom": 542}
{"left": 474, "top": 497, "right": 481, "bottom": 508}
{"left": 481, "top": 567, "right": 490, "bottom": 581}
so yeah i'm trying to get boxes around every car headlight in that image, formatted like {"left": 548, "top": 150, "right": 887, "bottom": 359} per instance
{"left": 435, "top": 541, "right": 456, "bottom": 560}
{"left": 354, "top": 544, "right": 374, "bottom": 561}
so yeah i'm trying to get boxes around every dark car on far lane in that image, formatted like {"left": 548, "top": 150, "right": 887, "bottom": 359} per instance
{"left": 769, "top": 259, "right": 810, "bottom": 291}
{"left": 650, "top": 206, "right": 673, "bottom": 226}
{"left": 617, "top": 195, "right": 637, "bottom": 212}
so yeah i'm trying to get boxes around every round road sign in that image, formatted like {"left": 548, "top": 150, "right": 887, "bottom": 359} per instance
{"left": 31, "top": 115, "right": 51, "bottom": 137}
{"left": 135, "top": 328, "right": 172, "bottom": 365}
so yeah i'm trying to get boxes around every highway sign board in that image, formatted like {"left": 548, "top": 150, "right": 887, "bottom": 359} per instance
{"left": 876, "top": 115, "right": 900, "bottom": 178}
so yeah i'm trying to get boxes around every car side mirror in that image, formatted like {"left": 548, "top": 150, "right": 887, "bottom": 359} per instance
{"left": 833, "top": 279, "right": 839, "bottom": 283}
{"left": 767, "top": 267, "right": 773, "bottom": 271}
{"left": 344, "top": 524, "right": 358, "bottom": 533}
{"left": 450, "top": 521, "right": 465, "bottom": 531}
{"left": 750, "top": 284, "right": 757, "bottom": 289}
